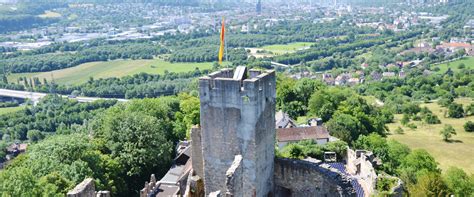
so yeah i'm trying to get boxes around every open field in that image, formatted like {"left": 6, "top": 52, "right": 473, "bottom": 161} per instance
{"left": 8, "top": 59, "right": 215, "bottom": 85}
{"left": 262, "top": 42, "right": 313, "bottom": 55}
{"left": 387, "top": 98, "right": 474, "bottom": 174}
{"left": 434, "top": 57, "right": 474, "bottom": 73}
{"left": 247, "top": 42, "right": 313, "bottom": 58}
{"left": 0, "top": 106, "right": 24, "bottom": 115}
{"left": 39, "top": 11, "right": 62, "bottom": 18}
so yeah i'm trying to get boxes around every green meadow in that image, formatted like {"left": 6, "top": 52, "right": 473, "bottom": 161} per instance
{"left": 434, "top": 57, "right": 474, "bottom": 73}
{"left": 8, "top": 59, "right": 215, "bottom": 85}
{"left": 387, "top": 98, "right": 474, "bottom": 174}
{"left": 262, "top": 42, "right": 313, "bottom": 55}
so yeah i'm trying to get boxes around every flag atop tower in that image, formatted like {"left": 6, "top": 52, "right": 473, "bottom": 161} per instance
{"left": 218, "top": 17, "right": 225, "bottom": 65}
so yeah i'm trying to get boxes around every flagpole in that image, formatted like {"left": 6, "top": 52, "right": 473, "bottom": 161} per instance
{"left": 225, "top": 21, "right": 228, "bottom": 68}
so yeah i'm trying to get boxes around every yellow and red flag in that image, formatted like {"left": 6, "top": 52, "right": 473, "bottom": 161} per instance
{"left": 218, "top": 17, "right": 225, "bottom": 64}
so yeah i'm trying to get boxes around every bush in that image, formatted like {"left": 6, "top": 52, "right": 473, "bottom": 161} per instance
{"left": 401, "top": 103, "right": 421, "bottom": 115}
{"left": 438, "top": 95, "right": 454, "bottom": 107}
{"left": 401, "top": 114, "right": 410, "bottom": 125}
{"left": 424, "top": 114, "right": 441, "bottom": 124}
{"left": 407, "top": 123, "right": 417, "bottom": 130}
{"left": 409, "top": 172, "right": 449, "bottom": 196}
{"left": 466, "top": 103, "right": 474, "bottom": 116}
{"left": 288, "top": 144, "right": 305, "bottom": 159}
{"left": 412, "top": 115, "right": 422, "bottom": 121}
{"left": 448, "top": 103, "right": 464, "bottom": 118}
{"left": 464, "top": 121, "right": 474, "bottom": 132}
{"left": 443, "top": 167, "right": 474, "bottom": 196}
{"left": 395, "top": 127, "right": 404, "bottom": 134}
{"left": 376, "top": 176, "right": 398, "bottom": 193}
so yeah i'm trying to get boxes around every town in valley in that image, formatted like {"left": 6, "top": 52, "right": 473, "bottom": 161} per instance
{"left": 0, "top": 0, "right": 473, "bottom": 196}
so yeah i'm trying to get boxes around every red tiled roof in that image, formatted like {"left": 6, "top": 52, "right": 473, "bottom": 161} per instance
{"left": 441, "top": 42, "right": 471, "bottom": 48}
{"left": 277, "top": 126, "right": 330, "bottom": 142}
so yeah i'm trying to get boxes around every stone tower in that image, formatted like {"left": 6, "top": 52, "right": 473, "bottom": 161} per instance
{"left": 198, "top": 67, "right": 276, "bottom": 196}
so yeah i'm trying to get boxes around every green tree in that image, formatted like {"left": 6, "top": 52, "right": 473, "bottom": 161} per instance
{"left": 0, "top": 141, "right": 7, "bottom": 161}
{"left": 92, "top": 99, "right": 176, "bottom": 194}
{"left": 324, "top": 140, "right": 348, "bottom": 161}
{"left": 464, "top": 121, "right": 474, "bottom": 132}
{"left": 37, "top": 172, "right": 73, "bottom": 196}
{"left": 293, "top": 78, "right": 323, "bottom": 109}
{"left": 27, "top": 130, "right": 44, "bottom": 143}
{"left": 409, "top": 172, "right": 449, "bottom": 197}
{"left": 386, "top": 140, "right": 411, "bottom": 174}
{"left": 354, "top": 134, "right": 389, "bottom": 162}
{"left": 440, "top": 124, "right": 456, "bottom": 141}
{"left": 23, "top": 134, "right": 126, "bottom": 195}
{"left": 438, "top": 95, "right": 454, "bottom": 107}
{"left": 174, "top": 93, "right": 200, "bottom": 139}
{"left": 401, "top": 103, "right": 421, "bottom": 115}
{"left": 448, "top": 103, "right": 464, "bottom": 118}
{"left": 398, "top": 149, "right": 439, "bottom": 185}
{"left": 94, "top": 109, "right": 173, "bottom": 177}
{"left": 326, "top": 113, "right": 363, "bottom": 144}
{"left": 424, "top": 113, "right": 441, "bottom": 124}
{"left": 0, "top": 166, "right": 41, "bottom": 196}
{"left": 308, "top": 87, "right": 350, "bottom": 121}
{"left": 443, "top": 167, "right": 474, "bottom": 196}
{"left": 276, "top": 76, "right": 297, "bottom": 111}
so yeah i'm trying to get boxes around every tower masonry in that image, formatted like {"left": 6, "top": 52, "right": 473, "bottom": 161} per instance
{"left": 198, "top": 67, "right": 276, "bottom": 196}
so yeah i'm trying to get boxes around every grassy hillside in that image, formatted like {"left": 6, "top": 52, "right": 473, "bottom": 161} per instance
{"left": 262, "top": 42, "right": 313, "bottom": 55}
{"left": 434, "top": 57, "right": 474, "bottom": 73}
{"left": 387, "top": 98, "right": 474, "bottom": 174}
{"left": 8, "top": 59, "right": 215, "bottom": 85}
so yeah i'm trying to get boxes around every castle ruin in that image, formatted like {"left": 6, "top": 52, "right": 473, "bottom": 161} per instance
{"left": 137, "top": 66, "right": 402, "bottom": 197}
{"left": 195, "top": 66, "right": 275, "bottom": 196}
{"left": 64, "top": 67, "right": 404, "bottom": 197}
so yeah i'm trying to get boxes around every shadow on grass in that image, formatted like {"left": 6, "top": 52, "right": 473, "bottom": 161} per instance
{"left": 444, "top": 139, "right": 463, "bottom": 143}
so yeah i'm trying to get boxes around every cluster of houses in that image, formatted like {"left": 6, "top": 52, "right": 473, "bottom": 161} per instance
{"left": 322, "top": 72, "right": 364, "bottom": 86}
{"left": 321, "top": 68, "right": 407, "bottom": 86}
{"left": 403, "top": 38, "right": 474, "bottom": 57}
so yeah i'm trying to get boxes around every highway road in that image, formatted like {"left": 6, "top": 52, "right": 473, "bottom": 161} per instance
{"left": 269, "top": 61, "right": 301, "bottom": 68}
{"left": 0, "top": 89, "right": 129, "bottom": 104}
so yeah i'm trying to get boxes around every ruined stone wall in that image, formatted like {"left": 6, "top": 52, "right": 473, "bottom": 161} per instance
{"left": 346, "top": 148, "right": 357, "bottom": 175}
{"left": 67, "top": 178, "right": 96, "bottom": 197}
{"left": 225, "top": 155, "right": 243, "bottom": 197}
{"left": 191, "top": 126, "right": 204, "bottom": 178}
{"left": 198, "top": 69, "right": 276, "bottom": 196}
{"left": 391, "top": 178, "right": 404, "bottom": 197}
{"left": 274, "top": 158, "right": 356, "bottom": 197}
{"left": 346, "top": 148, "right": 377, "bottom": 195}
{"left": 359, "top": 154, "right": 377, "bottom": 193}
